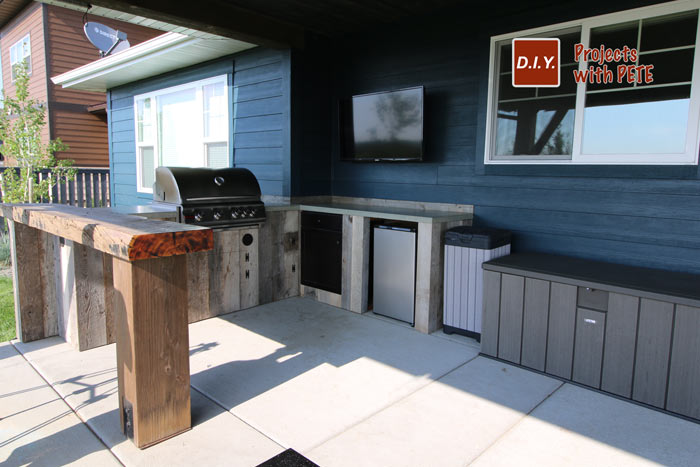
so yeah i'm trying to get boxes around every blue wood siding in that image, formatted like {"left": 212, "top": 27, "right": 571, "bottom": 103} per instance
{"left": 107, "top": 48, "right": 289, "bottom": 206}
{"left": 328, "top": 0, "right": 700, "bottom": 274}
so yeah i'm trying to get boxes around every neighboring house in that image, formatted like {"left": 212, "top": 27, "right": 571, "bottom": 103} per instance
{"left": 53, "top": 0, "right": 700, "bottom": 276}
{"left": 0, "top": 0, "right": 160, "bottom": 167}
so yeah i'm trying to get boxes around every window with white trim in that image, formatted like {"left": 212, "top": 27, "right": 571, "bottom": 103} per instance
{"left": 134, "top": 75, "right": 229, "bottom": 193}
{"left": 10, "top": 34, "right": 31, "bottom": 81}
{"left": 486, "top": 1, "right": 700, "bottom": 165}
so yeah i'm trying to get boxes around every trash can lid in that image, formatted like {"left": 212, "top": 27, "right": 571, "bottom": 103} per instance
{"left": 444, "top": 226, "right": 511, "bottom": 250}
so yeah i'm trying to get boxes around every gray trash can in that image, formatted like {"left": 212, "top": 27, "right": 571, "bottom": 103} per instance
{"left": 443, "top": 226, "right": 511, "bottom": 341}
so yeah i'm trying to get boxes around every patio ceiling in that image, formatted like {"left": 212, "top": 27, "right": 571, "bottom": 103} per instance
{"left": 37, "top": 0, "right": 464, "bottom": 48}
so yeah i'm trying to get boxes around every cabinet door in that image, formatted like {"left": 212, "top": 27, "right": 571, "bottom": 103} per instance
{"left": 240, "top": 227, "right": 259, "bottom": 310}
{"left": 258, "top": 211, "right": 299, "bottom": 304}
{"left": 521, "top": 278, "right": 550, "bottom": 372}
{"left": 667, "top": 305, "right": 700, "bottom": 419}
{"left": 497, "top": 274, "right": 524, "bottom": 364}
{"left": 546, "top": 282, "right": 577, "bottom": 379}
{"left": 480, "top": 270, "right": 501, "bottom": 357}
{"left": 572, "top": 308, "right": 606, "bottom": 388}
{"left": 633, "top": 298, "right": 674, "bottom": 408}
{"left": 601, "top": 293, "right": 639, "bottom": 397}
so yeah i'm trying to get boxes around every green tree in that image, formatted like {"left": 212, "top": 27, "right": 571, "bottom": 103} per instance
{"left": 0, "top": 63, "right": 74, "bottom": 203}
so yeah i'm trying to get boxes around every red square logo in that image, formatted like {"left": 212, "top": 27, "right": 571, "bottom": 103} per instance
{"left": 512, "top": 38, "right": 560, "bottom": 87}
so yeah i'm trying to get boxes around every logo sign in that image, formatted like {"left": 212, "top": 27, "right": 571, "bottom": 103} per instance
{"left": 84, "top": 21, "right": 129, "bottom": 55}
{"left": 512, "top": 38, "right": 560, "bottom": 88}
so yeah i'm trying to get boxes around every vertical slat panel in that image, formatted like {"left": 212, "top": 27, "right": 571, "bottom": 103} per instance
{"left": 93, "top": 172, "right": 100, "bottom": 207}
{"left": 467, "top": 247, "right": 477, "bottom": 331}
{"left": 480, "top": 270, "right": 501, "bottom": 357}
{"left": 497, "top": 273, "right": 524, "bottom": 363}
{"left": 59, "top": 177, "right": 66, "bottom": 204}
{"left": 601, "top": 293, "right": 639, "bottom": 397}
{"left": 633, "top": 298, "right": 674, "bottom": 408}
{"left": 573, "top": 307, "right": 606, "bottom": 388}
{"left": 85, "top": 172, "right": 93, "bottom": 207}
{"left": 666, "top": 305, "right": 700, "bottom": 419}
{"left": 443, "top": 245, "right": 453, "bottom": 327}
{"left": 101, "top": 173, "right": 108, "bottom": 207}
{"left": 474, "top": 248, "right": 485, "bottom": 334}
{"left": 521, "top": 277, "right": 550, "bottom": 371}
{"left": 68, "top": 179, "right": 75, "bottom": 206}
{"left": 459, "top": 246, "right": 468, "bottom": 330}
{"left": 76, "top": 172, "right": 84, "bottom": 207}
{"left": 546, "top": 282, "right": 577, "bottom": 379}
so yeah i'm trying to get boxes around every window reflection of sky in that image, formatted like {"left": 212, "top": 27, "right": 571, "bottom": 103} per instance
{"left": 582, "top": 99, "right": 689, "bottom": 154}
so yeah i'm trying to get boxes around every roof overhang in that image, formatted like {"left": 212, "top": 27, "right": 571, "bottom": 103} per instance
{"left": 51, "top": 32, "right": 256, "bottom": 92}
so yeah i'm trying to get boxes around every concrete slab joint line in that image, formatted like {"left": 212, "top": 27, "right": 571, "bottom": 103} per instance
{"left": 467, "top": 380, "right": 566, "bottom": 466}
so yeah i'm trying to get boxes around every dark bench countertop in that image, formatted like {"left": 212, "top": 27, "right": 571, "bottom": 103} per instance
{"left": 483, "top": 253, "right": 700, "bottom": 306}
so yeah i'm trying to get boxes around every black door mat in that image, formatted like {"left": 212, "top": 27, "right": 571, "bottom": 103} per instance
{"left": 257, "top": 449, "right": 319, "bottom": 467}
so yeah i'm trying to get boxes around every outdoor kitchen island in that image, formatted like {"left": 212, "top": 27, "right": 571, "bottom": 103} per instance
{"left": 1, "top": 203, "right": 213, "bottom": 449}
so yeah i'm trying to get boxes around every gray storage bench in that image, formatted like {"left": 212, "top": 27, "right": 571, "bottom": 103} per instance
{"left": 481, "top": 252, "right": 700, "bottom": 422}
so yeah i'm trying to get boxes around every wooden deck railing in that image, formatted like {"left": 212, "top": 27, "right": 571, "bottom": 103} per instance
{"left": 0, "top": 167, "right": 111, "bottom": 207}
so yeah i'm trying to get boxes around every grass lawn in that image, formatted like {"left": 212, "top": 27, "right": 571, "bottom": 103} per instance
{"left": 0, "top": 276, "right": 15, "bottom": 342}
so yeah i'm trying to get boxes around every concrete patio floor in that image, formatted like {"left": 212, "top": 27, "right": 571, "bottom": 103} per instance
{"left": 2, "top": 296, "right": 700, "bottom": 466}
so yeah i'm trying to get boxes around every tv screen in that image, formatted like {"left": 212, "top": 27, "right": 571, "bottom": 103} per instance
{"left": 341, "top": 86, "right": 424, "bottom": 161}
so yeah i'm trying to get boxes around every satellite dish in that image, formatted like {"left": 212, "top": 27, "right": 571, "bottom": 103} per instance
{"left": 84, "top": 21, "right": 129, "bottom": 57}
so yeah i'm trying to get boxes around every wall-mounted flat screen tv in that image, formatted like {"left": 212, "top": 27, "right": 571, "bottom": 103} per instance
{"left": 340, "top": 86, "right": 424, "bottom": 162}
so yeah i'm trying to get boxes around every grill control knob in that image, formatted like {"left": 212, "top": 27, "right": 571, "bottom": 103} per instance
{"left": 213, "top": 209, "right": 223, "bottom": 221}
{"left": 194, "top": 211, "right": 204, "bottom": 222}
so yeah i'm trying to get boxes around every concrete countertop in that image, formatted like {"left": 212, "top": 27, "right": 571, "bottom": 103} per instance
{"left": 265, "top": 202, "right": 473, "bottom": 223}
{"left": 109, "top": 204, "right": 179, "bottom": 220}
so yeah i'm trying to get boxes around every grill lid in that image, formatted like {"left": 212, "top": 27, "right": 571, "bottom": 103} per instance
{"left": 154, "top": 167, "right": 262, "bottom": 205}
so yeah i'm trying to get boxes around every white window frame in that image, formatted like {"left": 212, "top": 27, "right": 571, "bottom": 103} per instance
{"left": 133, "top": 74, "right": 229, "bottom": 193}
{"left": 9, "top": 34, "right": 31, "bottom": 81}
{"left": 484, "top": 0, "right": 700, "bottom": 165}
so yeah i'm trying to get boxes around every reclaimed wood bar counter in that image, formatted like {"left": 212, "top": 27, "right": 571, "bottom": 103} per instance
{"left": 1, "top": 203, "right": 213, "bottom": 448}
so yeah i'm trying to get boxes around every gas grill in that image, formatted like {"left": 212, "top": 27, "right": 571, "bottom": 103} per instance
{"left": 153, "top": 167, "right": 266, "bottom": 228}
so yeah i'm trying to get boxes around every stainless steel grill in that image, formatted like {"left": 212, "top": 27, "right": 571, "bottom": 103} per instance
{"left": 153, "top": 167, "right": 266, "bottom": 228}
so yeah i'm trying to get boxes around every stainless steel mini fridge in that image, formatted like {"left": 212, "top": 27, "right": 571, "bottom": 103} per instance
{"left": 373, "top": 224, "right": 417, "bottom": 325}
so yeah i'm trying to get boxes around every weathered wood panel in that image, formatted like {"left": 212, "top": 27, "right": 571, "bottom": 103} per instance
{"left": 601, "top": 293, "right": 639, "bottom": 397}
{"left": 415, "top": 220, "right": 466, "bottom": 334}
{"left": 666, "top": 305, "right": 700, "bottom": 419}
{"left": 340, "top": 214, "right": 370, "bottom": 314}
{"left": 9, "top": 221, "right": 57, "bottom": 342}
{"left": 633, "top": 298, "right": 674, "bottom": 408}
{"left": 545, "top": 282, "right": 577, "bottom": 379}
{"left": 186, "top": 252, "right": 211, "bottom": 323}
{"left": 497, "top": 273, "right": 524, "bottom": 364}
{"left": 58, "top": 240, "right": 115, "bottom": 350}
{"left": 572, "top": 308, "right": 606, "bottom": 388}
{"left": 480, "top": 270, "right": 501, "bottom": 357}
{"left": 240, "top": 227, "right": 260, "bottom": 310}
{"left": 520, "top": 277, "right": 550, "bottom": 371}
{"left": 208, "top": 230, "right": 240, "bottom": 316}
{"left": 113, "top": 255, "right": 191, "bottom": 448}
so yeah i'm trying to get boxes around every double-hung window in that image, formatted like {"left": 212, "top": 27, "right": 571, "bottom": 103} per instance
{"left": 134, "top": 75, "right": 229, "bottom": 193}
{"left": 486, "top": 0, "right": 700, "bottom": 164}
{"left": 10, "top": 34, "right": 31, "bottom": 81}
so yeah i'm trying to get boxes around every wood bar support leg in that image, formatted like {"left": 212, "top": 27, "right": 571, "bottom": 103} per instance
{"left": 112, "top": 254, "right": 191, "bottom": 449}
{"left": 415, "top": 220, "right": 467, "bottom": 334}
{"left": 8, "top": 221, "right": 58, "bottom": 342}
